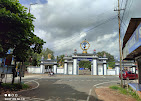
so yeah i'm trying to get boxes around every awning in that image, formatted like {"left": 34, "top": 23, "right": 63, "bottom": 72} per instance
{"left": 122, "top": 18, "right": 141, "bottom": 49}
{"left": 122, "top": 18, "right": 141, "bottom": 59}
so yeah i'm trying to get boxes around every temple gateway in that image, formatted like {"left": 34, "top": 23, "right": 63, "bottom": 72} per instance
{"left": 39, "top": 39, "right": 108, "bottom": 75}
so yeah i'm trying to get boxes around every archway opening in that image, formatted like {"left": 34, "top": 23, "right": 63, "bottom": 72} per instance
{"left": 78, "top": 60, "right": 91, "bottom": 75}
{"left": 45, "top": 65, "right": 53, "bottom": 73}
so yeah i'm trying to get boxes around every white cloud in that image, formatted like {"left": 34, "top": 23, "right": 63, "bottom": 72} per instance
{"left": 97, "top": 32, "right": 117, "bottom": 42}
{"left": 80, "top": 32, "right": 87, "bottom": 38}
{"left": 24, "top": 0, "right": 141, "bottom": 58}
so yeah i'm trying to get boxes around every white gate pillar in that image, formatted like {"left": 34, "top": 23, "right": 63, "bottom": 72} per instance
{"left": 53, "top": 64, "right": 57, "bottom": 74}
{"left": 40, "top": 60, "right": 45, "bottom": 74}
{"left": 64, "top": 62, "right": 68, "bottom": 74}
{"left": 40, "top": 65, "right": 45, "bottom": 74}
{"left": 73, "top": 58, "right": 78, "bottom": 75}
{"left": 103, "top": 63, "right": 107, "bottom": 75}
{"left": 92, "top": 58, "right": 97, "bottom": 75}
{"left": 115, "top": 66, "right": 120, "bottom": 75}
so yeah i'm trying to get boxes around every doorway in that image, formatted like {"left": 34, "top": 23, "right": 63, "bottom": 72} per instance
{"left": 45, "top": 65, "right": 53, "bottom": 73}
{"left": 78, "top": 60, "right": 91, "bottom": 75}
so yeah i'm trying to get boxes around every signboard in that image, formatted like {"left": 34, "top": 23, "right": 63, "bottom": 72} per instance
{"left": 77, "top": 58, "right": 93, "bottom": 61}
{"left": 123, "top": 23, "right": 141, "bottom": 58}
{"left": 128, "top": 23, "right": 141, "bottom": 53}
{"left": 79, "top": 68, "right": 84, "bottom": 70}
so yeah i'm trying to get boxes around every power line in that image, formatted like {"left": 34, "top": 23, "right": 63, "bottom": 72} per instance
{"left": 124, "top": 0, "right": 133, "bottom": 24}
{"left": 72, "top": 8, "right": 116, "bottom": 28}
{"left": 119, "top": 17, "right": 127, "bottom": 28}
{"left": 85, "top": 15, "right": 117, "bottom": 32}
{"left": 44, "top": 10, "right": 114, "bottom": 45}
{"left": 120, "top": 0, "right": 133, "bottom": 36}
{"left": 47, "top": 15, "right": 118, "bottom": 51}
{"left": 47, "top": 16, "right": 117, "bottom": 51}
{"left": 121, "top": 0, "right": 128, "bottom": 25}
{"left": 120, "top": 0, "right": 124, "bottom": 9}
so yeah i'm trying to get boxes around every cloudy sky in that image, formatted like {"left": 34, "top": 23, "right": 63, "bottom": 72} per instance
{"left": 19, "top": 0, "right": 141, "bottom": 59}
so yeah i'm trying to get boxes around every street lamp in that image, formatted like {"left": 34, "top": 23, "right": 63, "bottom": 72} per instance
{"left": 29, "top": 3, "right": 38, "bottom": 13}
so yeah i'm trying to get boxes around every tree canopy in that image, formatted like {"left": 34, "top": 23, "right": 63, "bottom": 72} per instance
{"left": 57, "top": 55, "right": 64, "bottom": 67}
{"left": 40, "top": 48, "right": 54, "bottom": 60}
{"left": 97, "top": 51, "right": 115, "bottom": 68}
{"left": 25, "top": 48, "right": 55, "bottom": 66}
{"left": 0, "top": 0, "right": 45, "bottom": 61}
{"left": 79, "top": 61, "right": 91, "bottom": 69}
{"left": 97, "top": 51, "right": 115, "bottom": 62}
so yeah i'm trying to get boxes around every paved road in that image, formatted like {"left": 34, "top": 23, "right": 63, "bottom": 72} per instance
{"left": 1, "top": 75, "right": 120, "bottom": 101}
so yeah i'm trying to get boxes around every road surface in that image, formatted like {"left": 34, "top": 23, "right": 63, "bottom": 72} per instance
{"left": 1, "top": 75, "right": 120, "bottom": 101}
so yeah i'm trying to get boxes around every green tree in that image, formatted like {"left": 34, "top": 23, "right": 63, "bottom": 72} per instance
{"left": 0, "top": 0, "right": 45, "bottom": 84}
{"left": 40, "top": 48, "right": 54, "bottom": 60}
{"left": 108, "top": 62, "right": 115, "bottom": 68}
{"left": 26, "top": 48, "right": 55, "bottom": 66}
{"left": 97, "top": 51, "right": 115, "bottom": 62}
{"left": 97, "top": 51, "right": 115, "bottom": 68}
{"left": 79, "top": 61, "right": 91, "bottom": 70}
{"left": 57, "top": 55, "right": 64, "bottom": 67}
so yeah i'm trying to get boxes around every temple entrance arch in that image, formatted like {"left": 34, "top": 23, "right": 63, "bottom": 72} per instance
{"left": 72, "top": 54, "right": 98, "bottom": 75}
{"left": 64, "top": 53, "right": 107, "bottom": 75}
{"left": 63, "top": 39, "right": 108, "bottom": 75}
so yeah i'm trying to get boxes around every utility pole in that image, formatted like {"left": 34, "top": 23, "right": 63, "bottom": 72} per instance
{"left": 114, "top": 0, "right": 124, "bottom": 88}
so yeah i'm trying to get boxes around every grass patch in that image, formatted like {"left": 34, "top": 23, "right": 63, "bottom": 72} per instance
{"left": 109, "top": 86, "right": 119, "bottom": 90}
{"left": 1, "top": 83, "right": 30, "bottom": 91}
{"left": 109, "top": 85, "right": 141, "bottom": 101}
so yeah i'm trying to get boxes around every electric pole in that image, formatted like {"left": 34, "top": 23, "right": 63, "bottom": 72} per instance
{"left": 114, "top": 0, "right": 124, "bottom": 88}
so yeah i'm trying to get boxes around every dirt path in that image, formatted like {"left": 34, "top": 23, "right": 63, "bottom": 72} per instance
{"left": 95, "top": 87, "right": 136, "bottom": 101}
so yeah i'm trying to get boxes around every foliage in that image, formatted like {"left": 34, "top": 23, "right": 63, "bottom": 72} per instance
{"left": 39, "top": 48, "right": 54, "bottom": 60}
{"left": 97, "top": 51, "right": 115, "bottom": 68}
{"left": 110, "top": 85, "right": 141, "bottom": 101}
{"left": 0, "top": 0, "right": 45, "bottom": 61}
{"left": 57, "top": 55, "right": 64, "bottom": 67}
{"left": 32, "top": 58, "right": 37, "bottom": 66}
{"left": 109, "top": 85, "right": 119, "bottom": 90}
{"left": 97, "top": 51, "right": 115, "bottom": 62}
{"left": 2, "top": 83, "right": 30, "bottom": 91}
{"left": 24, "top": 48, "right": 55, "bottom": 66}
{"left": 0, "top": 0, "right": 45, "bottom": 84}
{"left": 79, "top": 61, "right": 91, "bottom": 69}
{"left": 108, "top": 62, "right": 115, "bottom": 69}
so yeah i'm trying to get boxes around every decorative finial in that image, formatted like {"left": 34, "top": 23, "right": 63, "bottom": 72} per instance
{"left": 93, "top": 49, "right": 96, "bottom": 55}
{"left": 74, "top": 49, "right": 77, "bottom": 53}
